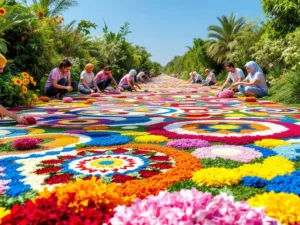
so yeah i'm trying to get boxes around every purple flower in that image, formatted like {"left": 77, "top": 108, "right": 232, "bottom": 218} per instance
{"left": 166, "top": 139, "right": 210, "bottom": 149}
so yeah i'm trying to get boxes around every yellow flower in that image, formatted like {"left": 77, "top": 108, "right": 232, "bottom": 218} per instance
{"left": 32, "top": 81, "right": 37, "bottom": 86}
{"left": 22, "top": 86, "right": 28, "bottom": 94}
{"left": 0, "top": 207, "right": 10, "bottom": 220}
{"left": 23, "top": 78, "right": 30, "bottom": 85}
{"left": 32, "top": 94, "right": 39, "bottom": 101}
{"left": 192, "top": 156, "right": 295, "bottom": 187}
{"left": 29, "top": 76, "right": 34, "bottom": 83}
{"left": 248, "top": 192, "right": 300, "bottom": 225}
{"left": 11, "top": 78, "right": 23, "bottom": 86}
{"left": 134, "top": 135, "right": 169, "bottom": 143}
{"left": 0, "top": 8, "right": 6, "bottom": 16}
{"left": 254, "top": 139, "right": 291, "bottom": 148}
{"left": 21, "top": 72, "right": 30, "bottom": 79}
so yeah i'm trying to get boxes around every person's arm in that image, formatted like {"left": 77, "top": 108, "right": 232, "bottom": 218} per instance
{"left": 81, "top": 79, "right": 94, "bottom": 93}
{"left": 67, "top": 73, "right": 71, "bottom": 86}
{"left": 0, "top": 105, "right": 28, "bottom": 125}
{"left": 52, "top": 79, "right": 72, "bottom": 92}
{"left": 127, "top": 79, "right": 136, "bottom": 91}
{"left": 232, "top": 78, "right": 258, "bottom": 87}
{"left": 110, "top": 74, "right": 119, "bottom": 88}
{"left": 133, "top": 79, "right": 141, "bottom": 90}
{"left": 186, "top": 77, "right": 192, "bottom": 83}
{"left": 93, "top": 76, "right": 101, "bottom": 93}
{"left": 206, "top": 75, "right": 212, "bottom": 83}
{"left": 221, "top": 77, "right": 230, "bottom": 91}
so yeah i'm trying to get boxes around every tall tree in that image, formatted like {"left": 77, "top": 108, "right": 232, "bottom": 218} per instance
{"left": 206, "top": 13, "right": 245, "bottom": 64}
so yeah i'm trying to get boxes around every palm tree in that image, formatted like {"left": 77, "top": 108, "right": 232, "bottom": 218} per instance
{"left": 31, "top": 0, "right": 78, "bottom": 18}
{"left": 206, "top": 13, "right": 245, "bottom": 64}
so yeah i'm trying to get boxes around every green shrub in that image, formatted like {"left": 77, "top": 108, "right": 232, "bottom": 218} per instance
{"left": 269, "top": 70, "right": 300, "bottom": 104}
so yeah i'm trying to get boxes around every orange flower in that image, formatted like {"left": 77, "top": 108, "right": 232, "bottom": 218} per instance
{"left": 21, "top": 72, "right": 30, "bottom": 79}
{"left": 0, "top": 8, "right": 6, "bottom": 16}
{"left": 32, "top": 81, "right": 37, "bottom": 86}
{"left": 22, "top": 86, "right": 28, "bottom": 94}
{"left": 39, "top": 96, "right": 51, "bottom": 102}
{"left": 23, "top": 78, "right": 30, "bottom": 85}
{"left": 39, "top": 177, "right": 135, "bottom": 213}
{"left": 11, "top": 78, "right": 23, "bottom": 86}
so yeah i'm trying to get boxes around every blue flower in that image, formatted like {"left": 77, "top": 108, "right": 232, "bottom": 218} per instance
{"left": 84, "top": 132, "right": 131, "bottom": 146}
{"left": 242, "top": 176, "right": 268, "bottom": 188}
{"left": 266, "top": 170, "right": 300, "bottom": 195}
{"left": 272, "top": 144, "right": 300, "bottom": 161}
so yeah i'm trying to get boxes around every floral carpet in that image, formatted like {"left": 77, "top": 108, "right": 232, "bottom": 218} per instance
{"left": 0, "top": 75, "right": 300, "bottom": 224}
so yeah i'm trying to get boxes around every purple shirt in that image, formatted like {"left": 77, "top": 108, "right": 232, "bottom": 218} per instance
{"left": 45, "top": 67, "right": 70, "bottom": 91}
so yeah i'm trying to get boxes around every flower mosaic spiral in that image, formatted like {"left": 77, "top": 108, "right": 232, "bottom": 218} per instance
{"left": 147, "top": 119, "right": 300, "bottom": 144}
{"left": 240, "top": 107, "right": 300, "bottom": 115}
{"left": 38, "top": 118, "right": 113, "bottom": 128}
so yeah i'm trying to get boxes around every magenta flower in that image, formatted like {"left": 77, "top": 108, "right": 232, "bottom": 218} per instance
{"left": 62, "top": 97, "right": 73, "bottom": 103}
{"left": 166, "top": 139, "right": 210, "bottom": 149}
{"left": 216, "top": 90, "right": 234, "bottom": 98}
{"left": 110, "top": 189, "right": 278, "bottom": 225}
{"left": 12, "top": 138, "right": 44, "bottom": 150}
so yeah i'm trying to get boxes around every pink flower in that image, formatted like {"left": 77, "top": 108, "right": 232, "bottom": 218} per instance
{"left": 91, "top": 93, "right": 100, "bottom": 97}
{"left": 12, "top": 138, "right": 44, "bottom": 150}
{"left": 110, "top": 189, "right": 279, "bottom": 225}
{"left": 216, "top": 90, "right": 234, "bottom": 98}
{"left": 62, "top": 97, "right": 73, "bottom": 103}
{"left": 166, "top": 139, "right": 210, "bottom": 149}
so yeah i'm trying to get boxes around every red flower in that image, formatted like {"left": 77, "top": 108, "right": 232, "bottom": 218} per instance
{"left": 148, "top": 156, "right": 170, "bottom": 161}
{"left": 24, "top": 116, "right": 37, "bottom": 125}
{"left": 139, "top": 170, "right": 160, "bottom": 178}
{"left": 41, "top": 159, "right": 64, "bottom": 164}
{"left": 132, "top": 150, "right": 150, "bottom": 155}
{"left": 150, "top": 163, "right": 173, "bottom": 169}
{"left": 59, "top": 155, "right": 77, "bottom": 160}
{"left": 1, "top": 193, "right": 114, "bottom": 224}
{"left": 112, "top": 148, "right": 128, "bottom": 154}
{"left": 112, "top": 174, "right": 137, "bottom": 183}
{"left": 35, "top": 166, "right": 62, "bottom": 175}
{"left": 45, "top": 174, "right": 73, "bottom": 185}
{"left": 12, "top": 138, "right": 43, "bottom": 150}
{"left": 77, "top": 151, "right": 86, "bottom": 156}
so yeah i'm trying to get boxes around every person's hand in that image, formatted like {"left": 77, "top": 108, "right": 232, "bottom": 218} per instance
{"left": 66, "top": 86, "right": 73, "bottom": 92}
{"left": 90, "top": 89, "right": 95, "bottom": 93}
{"left": 16, "top": 116, "right": 29, "bottom": 125}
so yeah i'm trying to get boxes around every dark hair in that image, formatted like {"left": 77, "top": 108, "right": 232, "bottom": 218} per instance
{"left": 224, "top": 62, "right": 235, "bottom": 68}
{"left": 59, "top": 59, "right": 72, "bottom": 69}
{"left": 103, "top": 66, "right": 112, "bottom": 71}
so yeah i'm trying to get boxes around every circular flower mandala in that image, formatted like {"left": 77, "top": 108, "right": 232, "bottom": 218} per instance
{"left": 192, "top": 145, "right": 262, "bottom": 162}
{"left": 147, "top": 119, "right": 300, "bottom": 144}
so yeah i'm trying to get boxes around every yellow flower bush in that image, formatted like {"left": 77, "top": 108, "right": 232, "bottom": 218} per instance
{"left": 134, "top": 135, "right": 169, "bottom": 143}
{"left": 254, "top": 139, "right": 291, "bottom": 148}
{"left": 192, "top": 156, "right": 295, "bottom": 187}
{"left": 39, "top": 177, "right": 135, "bottom": 213}
{"left": 248, "top": 192, "right": 300, "bottom": 225}
{"left": 0, "top": 207, "right": 10, "bottom": 220}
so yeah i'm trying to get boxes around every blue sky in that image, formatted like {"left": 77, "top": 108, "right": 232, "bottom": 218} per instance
{"left": 26, "top": 0, "right": 265, "bottom": 66}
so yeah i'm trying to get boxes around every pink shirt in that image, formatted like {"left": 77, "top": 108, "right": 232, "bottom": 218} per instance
{"left": 45, "top": 67, "right": 70, "bottom": 91}
{"left": 119, "top": 74, "right": 133, "bottom": 86}
{"left": 94, "top": 71, "right": 113, "bottom": 82}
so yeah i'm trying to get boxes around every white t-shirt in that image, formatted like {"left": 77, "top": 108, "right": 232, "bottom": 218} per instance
{"left": 247, "top": 72, "right": 268, "bottom": 92}
{"left": 195, "top": 73, "right": 203, "bottom": 81}
{"left": 79, "top": 71, "right": 95, "bottom": 89}
{"left": 228, "top": 68, "right": 245, "bottom": 82}
{"left": 206, "top": 72, "right": 216, "bottom": 83}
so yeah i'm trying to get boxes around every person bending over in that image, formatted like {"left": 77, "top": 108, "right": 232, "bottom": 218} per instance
{"left": 221, "top": 62, "right": 245, "bottom": 91}
{"left": 119, "top": 69, "right": 141, "bottom": 92}
{"left": 94, "top": 66, "right": 119, "bottom": 92}
{"left": 79, "top": 63, "right": 99, "bottom": 94}
{"left": 203, "top": 69, "right": 216, "bottom": 86}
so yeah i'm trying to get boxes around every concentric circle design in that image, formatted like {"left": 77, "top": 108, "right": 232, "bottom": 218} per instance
{"left": 38, "top": 118, "right": 112, "bottom": 128}
{"left": 147, "top": 119, "right": 300, "bottom": 144}
{"left": 63, "top": 154, "right": 149, "bottom": 176}
{"left": 241, "top": 107, "right": 300, "bottom": 115}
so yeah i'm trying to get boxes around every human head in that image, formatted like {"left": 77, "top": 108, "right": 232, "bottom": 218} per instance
{"left": 224, "top": 62, "right": 235, "bottom": 73}
{"left": 0, "top": 54, "right": 7, "bottom": 74}
{"left": 129, "top": 69, "right": 137, "bottom": 76}
{"left": 204, "top": 69, "right": 210, "bottom": 76}
{"left": 103, "top": 66, "right": 112, "bottom": 74}
{"left": 84, "top": 63, "right": 94, "bottom": 73}
{"left": 189, "top": 72, "right": 195, "bottom": 77}
{"left": 58, "top": 58, "right": 72, "bottom": 73}
{"left": 245, "top": 61, "right": 263, "bottom": 75}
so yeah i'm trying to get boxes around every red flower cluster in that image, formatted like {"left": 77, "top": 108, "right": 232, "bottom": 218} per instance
{"left": 245, "top": 97, "right": 257, "bottom": 102}
{"left": 24, "top": 116, "right": 37, "bottom": 125}
{"left": 45, "top": 174, "right": 74, "bottom": 185}
{"left": 1, "top": 194, "right": 113, "bottom": 225}
{"left": 112, "top": 174, "right": 137, "bottom": 183}
{"left": 12, "top": 138, "right": 43, "bottom": 150}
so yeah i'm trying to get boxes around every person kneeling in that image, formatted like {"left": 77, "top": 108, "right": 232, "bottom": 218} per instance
{"left": 79, "top": 63, "right": 99, "bottom": 94}
{"left": 231, "top": 61, "right": 268, "bottom": 98}
{"left": 119, "top": 69, "right": 141, "bottom": 92}
{"left": 202, "top": 69, "right": 216, "bottom": 86}
{"left": 45, "top": 59, "right": 77, "bottom": 99}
